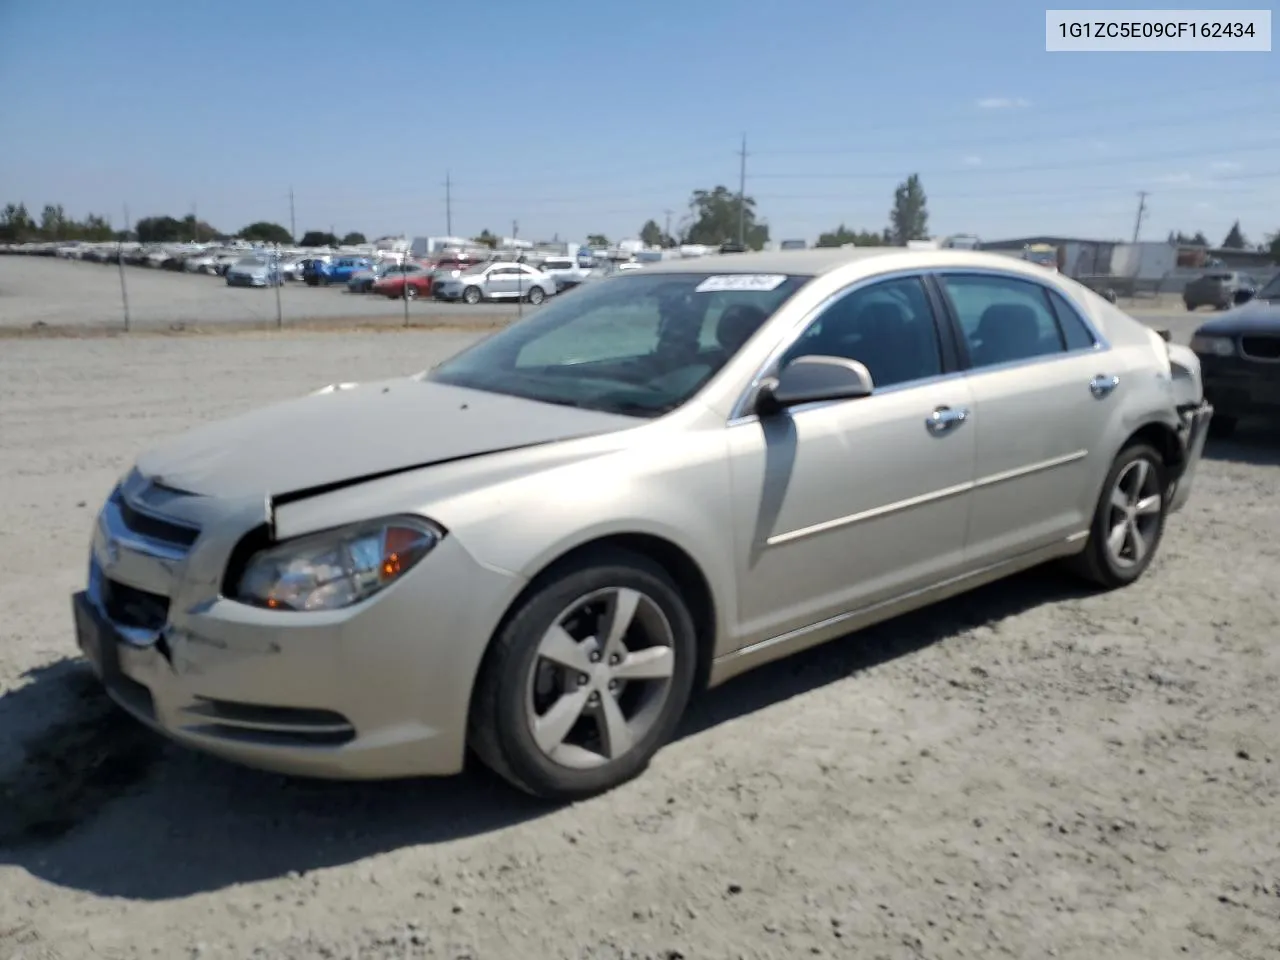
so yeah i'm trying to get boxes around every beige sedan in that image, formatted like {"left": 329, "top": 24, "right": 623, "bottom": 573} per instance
{"left": 73, "top": 249, "right": 1213, "bottom": 799}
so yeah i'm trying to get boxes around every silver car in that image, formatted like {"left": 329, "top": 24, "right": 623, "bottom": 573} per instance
{"left": 225, "top": 256, "right": 282, "bottom": 287}
{"left": 432, "top": 260, "right": 556, "bottom": 305}
{"left": 72, "top": 249, "right": 1212, "bottom": 800}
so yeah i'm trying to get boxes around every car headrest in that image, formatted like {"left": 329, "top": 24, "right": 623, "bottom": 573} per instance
{"left": 976, "top": 303, "right": 1041, "bottom": 354}
{"left": 715, "top": 304, "right": 769, "bottom": 353}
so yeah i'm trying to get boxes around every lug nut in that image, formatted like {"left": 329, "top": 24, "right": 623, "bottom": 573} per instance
{"left": 608, "top": 680, "right": 618, "bottom": 691}
{"left": 578, "top": 674, "right": 589, "bottom": 686}
{"left": 589, "top": 651, "right": 601, "bottom": 663}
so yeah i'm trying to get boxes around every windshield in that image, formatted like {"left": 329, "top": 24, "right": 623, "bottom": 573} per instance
{"left": 1257, "top": 273, "right": 1280, "bottom": 300}
{"left": 1025, "top": 249, "right": 1056, "bottom": 267}
{"left": 428, "top": 272, "right": 811, "bottom": 417}
{"left": 235, "top": 257, "right": 265, "bottom": 268}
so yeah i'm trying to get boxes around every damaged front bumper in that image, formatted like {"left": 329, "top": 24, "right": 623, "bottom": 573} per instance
{"left": 1168, "top": 399, "right": 1213, "bottom": 513}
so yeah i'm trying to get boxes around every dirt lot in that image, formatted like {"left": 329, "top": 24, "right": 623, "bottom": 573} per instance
{"left": 0, "top": 257, "right": 521, "bottom": 331}
{"left": 1, "top": 329, "right": 1278, "bottom": 960}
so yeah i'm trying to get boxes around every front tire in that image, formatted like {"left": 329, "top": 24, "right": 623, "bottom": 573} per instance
{"left": 462, "top": 285, "right": 482, "bottom": 305}
{"left": 405, "top": 286, "right": 418, "bottom": 300}
{"left": 468, "top": 549, "right": 698, "bottom": 800}
{"left": 1067, "top": 443, "right": 1168, "bottom": 589}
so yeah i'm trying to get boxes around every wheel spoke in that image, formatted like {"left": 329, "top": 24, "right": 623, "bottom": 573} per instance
{"left": 1127, "top": 520, "right": 1149, "bottom": 564}
{"left": 539, "top": 624, "right": 591, "bottom": 673}
{"left": 1107, "top": 520, "right": 1128, "bottom": 557}
{"left": 600, "top": 588, "right": 641, "bottom": 662}
{"left": 597, "top": 693, "right": 634, "bottom": 759}
{"left": 612, "top": 646, "right": 675, "bottom": 681}
{"left": 532, "top": 688, "right": 590, "bottom": 753}
{"left": 1135, "top": 494, "right": 1162, "bottom": 517}
{"left": 1110, "top": 486, "right": 1130, "bottom": 511}
{"left": 1130, "top": 459, "right": 1150, "bottom": 498}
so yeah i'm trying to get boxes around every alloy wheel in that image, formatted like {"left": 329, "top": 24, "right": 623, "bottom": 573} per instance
{"left": 1104, "top": 457, "right": 1162, "bottom": 569}
{"left": 525, "top": 587, "right": 676, "bottom": 769}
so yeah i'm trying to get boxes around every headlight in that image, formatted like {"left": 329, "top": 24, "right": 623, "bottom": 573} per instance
{"left": 1190, "top": 334, "right": 1235, "bottom": 357}
{"left": 235, "top": 517, "right": 442, "bottom": 611}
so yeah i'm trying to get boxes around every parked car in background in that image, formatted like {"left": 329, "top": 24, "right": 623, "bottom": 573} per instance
{"left": 346, "top": 261, "right": 401, "bottom": 293}
{"left": 1189, "top": 270, "right": 1280, "bottom": 437}
{"left": 372, "top": 262, "right": 436, "bottom": 299}
{"left": 225, "top": 256, "right": 283, "bottom": 287}
{"left": 433, "top": 261, "right": 557, "bottom": 304}
{"left": 538, "top": 256, "right": 592, "bottom": 292}
{"left": 1184, "top": 271, "right": 1260, "bottom": 311}
{"left": 278, "top": 257, "right": 308, "bottom": 282}
{"left": 72, "top": 248, "right": 1211, "bottom": 802}
{"left": 305, "top": 256, "right": 373, "bottom": 286}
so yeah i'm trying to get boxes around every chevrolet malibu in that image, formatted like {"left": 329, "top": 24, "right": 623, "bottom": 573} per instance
{"left": 74, "top": 249, "right": 1213, "bottom": 800}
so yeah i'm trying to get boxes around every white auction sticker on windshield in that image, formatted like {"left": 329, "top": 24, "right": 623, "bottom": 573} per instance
{"left": 695, "top": 274, "right": 787, "bottom": 293}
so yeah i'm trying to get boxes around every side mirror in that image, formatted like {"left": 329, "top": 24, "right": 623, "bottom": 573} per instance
{"left": 755, "top": 355, "right": 874, "bottom": 416}
{"left": 1234, "top": 288, "right": 1255, "bottom": 304}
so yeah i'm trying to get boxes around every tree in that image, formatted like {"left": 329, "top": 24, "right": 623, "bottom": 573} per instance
{"left": 472, "top": 229, "right": 499, "bottom": 248}
{"left": 889, "top": 174, "right": 928, "bottom": 245}
{"left": 1268, "top": 230, "right": 1280, "bottom": 265}
{"left": 298, "top": 230, "right": 339, "bottom": 247}
{"left": 341, "top": 232, "right": 366, "bottom": 245}
{"left": 815, "top": 224, "right": 888, "bottom": 248}
{"left": 238, "top": 221, "right": 292, "bottom": 245}
{"left": 585, "top": 234, "right": 609, "bottom": 248}
{"left": 1222, "top": 221, "right": 1247, "bottom": 249}
{"left": 0, "top": 202, "right": 38, "bottom": 241}
{"left": 680, "top": 186, "right": 769, "bottom": 250}
{"left": 639, "top": 220, "right": 664, "bottom": 247}
{"left": 135, "top": 215, "right": 188, "bottom": 243}
{"left": 1168, "top": 230, "right": 1212, "bottom": 247}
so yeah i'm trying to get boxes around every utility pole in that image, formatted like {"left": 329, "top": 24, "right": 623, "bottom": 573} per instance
{"left": 117, "top": 203, "right": 131, "bottom": 333}
{"left": 288, "top": 186, "right": 296, "bottom": 242}
{"left": 664, "top": 208, "right": 673, "bottom": 245}
{"left": 445, "top": 172, "right": 453, "bottom": 237}
{"left": 191, "top": 201, "right": 198, "bottom": 241}
{"left": 1132, "top": 191, "right": 1148, "bottom": 243}
{"left": 737, "top": 133, "right": 748, "bottom": 247}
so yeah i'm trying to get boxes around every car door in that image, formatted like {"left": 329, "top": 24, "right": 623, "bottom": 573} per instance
{"left": 480, "top": 266, "right": 514, "bottom": 297}
{"left": 932, "top": 269, "right": 1121, "bottom": 566}
{"left": 727, "top": 272, "right": 976, "bottom": 648}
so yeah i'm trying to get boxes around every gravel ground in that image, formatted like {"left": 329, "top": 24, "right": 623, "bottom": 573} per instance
{"left": 1, "top": 329, "right": 1278, "bottom": 960}
{"left": 0, "top": 257, "right": 524, "bottom": 331}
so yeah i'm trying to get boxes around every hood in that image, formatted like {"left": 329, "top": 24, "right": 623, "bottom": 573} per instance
{"left": 1195, "top": 298, "right": 1280, "bottom": 335}
{"left": 134, "top": 377, "right": 640, "bottom": 500}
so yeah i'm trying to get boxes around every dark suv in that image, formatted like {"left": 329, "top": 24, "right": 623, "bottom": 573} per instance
{"left": 1184, "top": 271, "right": 1260, "bottom": 311}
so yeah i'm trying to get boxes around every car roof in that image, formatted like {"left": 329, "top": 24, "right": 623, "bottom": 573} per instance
{"left": 636, "top": 247, "right": 1049, "bottom": 278}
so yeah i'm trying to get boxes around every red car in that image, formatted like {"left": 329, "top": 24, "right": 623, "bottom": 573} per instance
{"left": 372, "top": 262, "right": 435, "bottom": 299}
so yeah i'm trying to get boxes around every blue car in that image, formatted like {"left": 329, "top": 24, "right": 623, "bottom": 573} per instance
{"left": 304, "top": 256, "right": 373, "bottom": 286}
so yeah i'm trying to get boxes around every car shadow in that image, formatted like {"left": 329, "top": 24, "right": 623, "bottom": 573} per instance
{"left": 0, "top": 567, "right": 1091, "bottom": 901}
{"left": 1203, "top": 421, "right": 1280, "bottom": 467}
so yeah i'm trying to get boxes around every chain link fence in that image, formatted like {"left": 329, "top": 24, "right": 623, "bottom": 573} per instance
{"left": 0, "top": 248, "right": 525, "bottom": 336}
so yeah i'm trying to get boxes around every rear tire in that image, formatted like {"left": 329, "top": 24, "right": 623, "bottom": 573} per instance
{"left": 405, "top": 286, "right": 418, "bottom": 300}
{"left": 527, "top": 286, "right": 546, "bottom": 305}
{"left": 468, "top": 549, "right": 698, "bottom": 800}
{"left": 1066, "top": 443, "right": 1167, "bottom": 590}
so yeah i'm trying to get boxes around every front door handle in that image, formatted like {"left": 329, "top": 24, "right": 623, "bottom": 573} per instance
{"left": 1090, "top": 374, "right": 1120, "bottom": 399}
{"left": 926, "top": 405, "right": 969, "bottom": 435}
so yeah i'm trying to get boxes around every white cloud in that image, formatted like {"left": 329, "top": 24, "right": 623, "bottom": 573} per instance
{"left": 962, "top": 155, "right": 983, "bottom": 166}
{"left": 1209, "top": 160, "right": 1241, "bottom": 172}
{"left": 976, "top": 97, "right": 1030, "bottom": 109}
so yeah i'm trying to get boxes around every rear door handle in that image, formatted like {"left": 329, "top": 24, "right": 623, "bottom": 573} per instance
{"left": 926, "top": 405, "right": 969, "bottom": 435}
{"left": 1090, "top": 374, "right": 1120, "bottom": 399}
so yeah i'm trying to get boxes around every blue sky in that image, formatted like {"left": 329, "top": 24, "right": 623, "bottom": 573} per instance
{"left": 1, "top": 0, "right": 1276, "bottom": 246}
